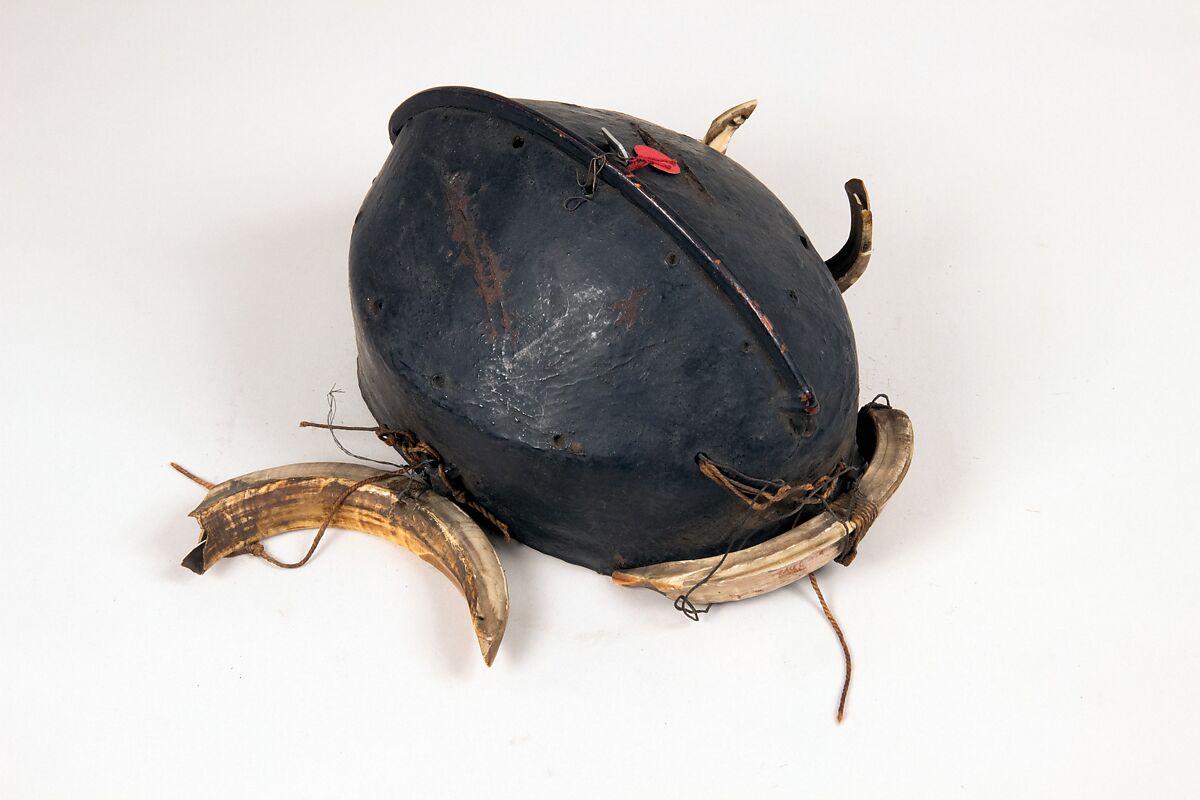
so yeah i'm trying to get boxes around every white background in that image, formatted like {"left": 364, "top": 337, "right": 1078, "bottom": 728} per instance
{"left": 3, "top": 1, "right": 1198, "bottom": 796}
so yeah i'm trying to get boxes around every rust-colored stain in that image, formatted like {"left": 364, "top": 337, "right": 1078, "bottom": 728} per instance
{"left": 443, "top": 174, "right": 512, "bottom": 342}
{"left": 551, "top": 433, "right": 586, "bottom": 455}
{"left": 743, "top": 291, "right": 786, "bottom": 352}
{"left": 611, "top": 287, "right": 648, "bottom": 330}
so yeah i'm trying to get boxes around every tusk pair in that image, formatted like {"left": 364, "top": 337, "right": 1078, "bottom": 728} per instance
{"left": 181, "top": 462, "right": 508, "bottom": 666}
{"left": 702, "top": 103, "right": 873, "bottom": 292}
{"left": 177, "top": 406, "right": 909, "bottom": 658}
{"left": 611, "top": 404, "right": 913, "bottom": 604}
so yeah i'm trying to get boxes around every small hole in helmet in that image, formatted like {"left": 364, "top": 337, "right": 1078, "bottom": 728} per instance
{"left": 551, "top": 434, "right": 565, "bottom": 448}
{"left": 512, "top": 136, "right": 525, "bottom": 149}
{"left": 741, "top": 340, "right": 752, "bottom": 353}
{"left": 431, "top": 374, "right": 446, "bottom": 388}
{"left": 368, "top": 298, "right": 383, "bottom": 315}
{"left": 666, "top": 252, "right": 679, "bottom": 266}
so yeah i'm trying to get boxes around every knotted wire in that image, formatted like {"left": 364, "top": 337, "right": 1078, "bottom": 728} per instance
{"left": 564, "top": 154, "right": 607, "bottom": 211}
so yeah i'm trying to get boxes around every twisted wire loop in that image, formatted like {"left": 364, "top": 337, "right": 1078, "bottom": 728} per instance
{"left": 564, "top": 154, "right": 607, "bottom": 211}
{"left": 179, "top": 387, "right": 511, "bottom": 570}
{"left": 293, "top": 422, "right": 511, "bottom": 544}
{"left": 313, "top": 387, "right": 406, "bottom": 469}
{"left": 676, "top": 392, "right": 900, "bottom": 716}
{"left": 673, "top": 487, "right": 774, "bottom": 620}
{"left": 672, "top": 458, "right": 861, "bottom": 621}
{"left": 674, "top": 457, "right": 858, "bottom": 721}
{"left": 673, "top": 552, "right": 726, "bottom": 619}
{"left": 282, "top": 386, "right": 512, "bottom": 542}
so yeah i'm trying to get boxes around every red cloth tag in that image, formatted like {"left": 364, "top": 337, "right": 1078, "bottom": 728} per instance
{"left": 626, "top": 144, "right": 680, "bottom": 175}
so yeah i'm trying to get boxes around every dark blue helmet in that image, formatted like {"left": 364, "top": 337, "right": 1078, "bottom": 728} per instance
{"left": 351, "top": 87, "right": 872, "bottom": 573}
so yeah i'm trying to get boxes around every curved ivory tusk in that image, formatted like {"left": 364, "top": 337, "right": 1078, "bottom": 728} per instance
{"left": 824, "top": 178, "right": 873, "bottom": 292}
{"left": 182, "top": 462, "right": 508, "bottom": 666}
{"left": 703, "top": 100, "right": 758, "bottom": 154}
{"left": 611, "top": 405, "right": 912, "bottom": 604}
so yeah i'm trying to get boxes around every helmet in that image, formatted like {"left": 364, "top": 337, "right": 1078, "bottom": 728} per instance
{"left": 350, "top": 87, "right": 869, "bottom": 573}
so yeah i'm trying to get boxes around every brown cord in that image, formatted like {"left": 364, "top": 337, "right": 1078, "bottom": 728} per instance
{"left": 697, "top": 453, "right": 849, "bottom": 511}
{"left": 299, "top": 420, "right": 512, "bottom": 542}
{"left": 298, "top": 422, "right": 379, "bottom": 433}
{"left": 172, "top": 389, "right": 509, "bottom": 571}
{"left": 396, "top": 440, "right": 512, "bottom": 541}
{"left": 836, "top": 497, "right": 879, "bottom": 566}
{"left": 169, "top": 462, "right": 214, "bottom": 490}
{"left": 809, "top": 572, "right": 852, "bottom": 723}
{"left": 177, "top": 404, "right": 857, "bottom": 719}
{"left": 395, "top": 439, "right": 512, "bottom": 542}
{"left": 676, "top": 459, "right": 850, "bottom": 620}
{"left": 245, "top": 469, "right": 410, "bottom": 569}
